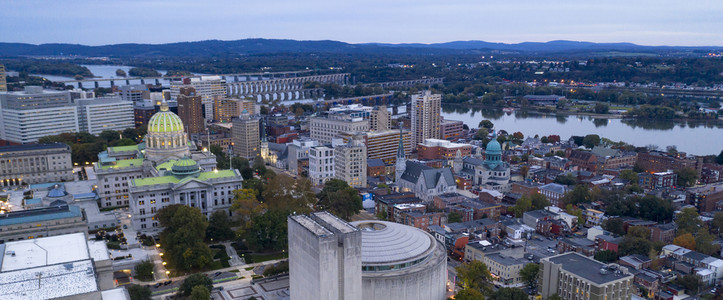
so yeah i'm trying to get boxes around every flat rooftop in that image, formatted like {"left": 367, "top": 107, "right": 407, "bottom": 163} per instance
{"left": 0, "top": 259, "right": 98, "bottom": 300}
{"left": 547, "top": 252, "right": 631, "bottom": 285}
{"left": 99, "top": 158, "right": 144, "bottom": 169}
{"left": 0, "top": 204, "right": 82, "bottom": 226}
{"left": 312, "top": 211, "right": 358, "bottom": 234}
{"left": 1, "top": 232, "right": 90, "bottom": 272}
{"left": 132, "top": 169, "right": 238, "bottom": 187}
{"left": 0, "top": 143, "right": 68, "bottom": 153}
{"left": 290, "top": 215, "right": 333, "bottom": 237}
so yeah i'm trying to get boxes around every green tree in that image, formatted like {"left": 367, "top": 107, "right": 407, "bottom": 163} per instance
{"left": 619, "top": 235, "right": 651, "bottom": 256}
{"left": 489, "top": 287, "right": 528, "bottom": 300}
{"left": 262, "top": 174, "right": 316, "bottom": 214}
{"left": 602, "top": 218, "right": 625, "bottom": 236}
{"left": 455, "top": 260, "right": 492, "bottom": 293}
{"left": 619, "top": 170, "right": 639, "bottom": 183}
{"left": 695, "top": 228, "right": 720, "bottom": 255}
{"left": 594, "top": 103, "right": 610, "bottom": 114}
{"left": 478, "top": 120, "right": 494, "bottom": 130}
{"left": 519, "top": 263, "right": 540, "bottom": 288}
{"left": 716, "top": 150, "right": 723, "bottom": 164}
{"left": 530, "top": 193, "right": 550, "bottom": 210}
{"left": 454, "top": 288, "right": 485, "bottom": 300}
{"left": 473, "top": 128, "right": 489, "bottom": 141}
{"left": 133, "top": 260, "right": 155, "bottom": 281}
{"left": 676, "top": 207, "right": 702, "bottom": 235}
{"left": 448, "top": 212, "right": 463, "bottom": 223}
{"left": 675, "top": 167, "right": 698, "bottom": 187}
{"left": 179, "top": 273, "right": 213, "bottom": 296}
{"left": 190, "top": 285, "right": 211, "bottom": 300}
{"left": 582, "top": 135, "right": 601, "bottom": 148}
{"left": 126, "top": 284, "right": 151, "bottom": 300}
{"left": 560, "top": 184, "right": 591, "bottom": 206}
{"left": 317, "top": 179, "right": 362, "bottom": 220}
{"left": 252, "top": 155, "right": 267, "bottom": 176}
{"left": 231, "top": 188, "right": 265, "bottom": 222}
{"left": 594, "top": 250, "right": 618, "bottom": 263}
{"left": 157, "top": 205, "right": 213, "bottom": 271}
{"left": 206, "top": 210, "right": 236, "bottom": 241}
{"left": 549, "top": 294, "right": 563, "bottom": 300}
{"left": 712, "top": 212, "right": 723, "bottom": 236}
{"left": 242, "top": 210, "right": 288, "bottom": 251}
{"left": 510, "top": 195, "right": 532, "bottom": 217}
{"left": 674, "top": 274, "right": 701, "bottom": 295}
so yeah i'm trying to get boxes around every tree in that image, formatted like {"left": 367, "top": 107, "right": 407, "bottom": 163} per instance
{"left": 190, "top": 285, "right": 211, "bottom": 300}
{"left": 712, "top": 212, "right": 723, "bottom": 236}
{"left": 603, "top": 218, "right": 626, "bottom": 236}
{"left": 99, "top": 130, "right": 120, "bottom": 142}
{"left": 594, "top": 250, "right": 618, "bottom": 263}
{"left": 520, "top": 165, "right": 529, "bottom": 179}
{"left": 473, "top": 128, "right": 489, "bottom": 141}
{"left": 717, "top": 150, "right": 723, "bottom": 164}
{"left": 674, "top": 274, "right": 701, "bottom": 295}
{"left": 179, "top": 273, "right": 213, "bottom": 296}
{"left": 206, "top": 210, "right": 236, "bottom": 241}
{"left": 554, "top": 173, "right": 577, "bottom": 186}
{"left": 317, "top": 179, "right": 363, "bottom": 220}
{"left": 695, "top": 228, "right": 720, "bottom": 255}
{"left": 594, "top": 103, "right": 610, "bottom": 114}
{"left": 619, "top": 235, "right": 652, "bottom": 256}
{"left": 454, "top": 288, "right": 485, "bottom": 300}
{"left": 628, "top": 226, "right": 651, "bottom": 239}
{"left": 489, "top": 287, "right": 528, "bottom": 300}
{"left": 619, "top": 170, "right": 639, "bottom": 183}
{"left": 530, "top": 193, "right": 550, "bottom": 210}
{"left": 116, "top": 69, "right": 127, "bottom": 77}
{"left": 510, "top": 195, "right": 532, "bottom": 218}
{"left": 262, "top": 174, "right": 316, "bottom": 214}
{"left": 448, "top": 212, "right": 462, "bottom": 223}
{"left": 127, "top": 284, "right": 151, "bottom": 300}
{"left": 242, "top": 210, "right": 288, "bottom": 251}
{"left": 675, "top": 167, "right": 698, "bottom": 187}
{"left": 674, "top": 233, "right": 696, "bottom": 250}
{"left": 253, "top": 155, "right": 267, "bottom": 176}
{"left": 232, "top": 189, "right": 265, "bottom": 222}
{"left": 549, "top": 294, "right": 563, "bottom": 300}
{"left": 676, "top": 207, "right": 702, "bottom": 235}
{"left": 157, "top": 205, "right": 213, "bottom": 271}
{"left": 478, "top": 120, "right": 494, "bottom": 130}
{"left": 582, "top": 134, "right": 601, "bottom": 148}
{"left": 519, "top": 263, "right": 540, "bottom": 288}
{"left": 455, "top": 260, "right": 492, "bottom": 293}
{"left": 133, "top": 260, "right": 155, "bottom": 281}
{"left": 560, "top": 185, "right": 591, "bottom": 206}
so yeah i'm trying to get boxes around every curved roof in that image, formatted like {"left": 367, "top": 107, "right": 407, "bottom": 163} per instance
{"left": 171, "top": 158, "right": 200, "bottom": 178}
{"left": 486, "top": 139, "right": 502, "bottom": 154}
{"left": 350, "top": 220, "right": 433, "bottom": 264}
{"left": 47, "top": 185, "right": 67, "bottom": 198}
{"left": 148, "top": 108, "right": 184, "bottom": 133}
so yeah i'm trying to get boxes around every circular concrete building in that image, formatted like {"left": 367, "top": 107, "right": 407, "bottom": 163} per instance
{"left": 351, "top": 220, "right": 447, "bottom": 300}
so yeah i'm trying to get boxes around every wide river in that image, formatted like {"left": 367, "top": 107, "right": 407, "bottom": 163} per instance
{"left": 440, "top": 105, "right": 722, "bottom": 156}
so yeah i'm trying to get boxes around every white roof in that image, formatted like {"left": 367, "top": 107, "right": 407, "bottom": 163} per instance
{"left": 1, "top": 233, "right": 89, "bottom": 272}
{"left": 87, "top": 240, "right": 111, "bottom": 262}
{"left": 350, "top": 221, "right": 434, "bottom": 264}
{"left": 101, "top": 287, "right": 130, "bottom": 300}
{"left": 0, "top": 259, "right": 98, "bottom": 300}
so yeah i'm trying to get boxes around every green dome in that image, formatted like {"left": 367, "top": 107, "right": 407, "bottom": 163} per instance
{"left": 148, "top": 109, "right": 184, "bottom": 133}
{"left": 171, "top": 158, "right": 200, "bottom": 178}
{"left": 486, "top": 139, "right": 502, "bottom": 154}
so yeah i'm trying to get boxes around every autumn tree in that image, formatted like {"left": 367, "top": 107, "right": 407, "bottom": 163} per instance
{"left": 231, "top": 188, "right": 266, "bottom": 222}
{"left": 673, "top": 233, "right": 696, "bottom": 250}
{"left": 519, "top": 263, "right": 540, "bottom": 289}
{"left": 456, "top": 260, "right": 492, "bottom": 293}
{"left": 675, "top": 207, "right": 702, "bottom": 235}
{"left": 262, "top": 173, "right": 316, "bottom": 214}
{"left": 156, "top": 205, "right": 213, "bottom": 271}
{"left": 317, "top": 179, "right": 363, "bottom": 220}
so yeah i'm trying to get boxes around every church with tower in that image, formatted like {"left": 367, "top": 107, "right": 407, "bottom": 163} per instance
{"left": 460, "top": 131, "right": 511, "bottom": 192}
{"left": 395, "top": 128, "right": 456, "bottom": 201}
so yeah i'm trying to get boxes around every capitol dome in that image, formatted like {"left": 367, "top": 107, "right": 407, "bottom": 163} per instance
{"left": 171, "top": 157, "right": 200, "bottom": 178}
{"left": 144, "top": 101, "right": 191, "bottom": 162}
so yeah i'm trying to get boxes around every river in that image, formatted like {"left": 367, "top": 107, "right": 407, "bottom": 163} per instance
{"left": 32, "top": 65, "right": 169, "bottom": 88}
{"left": 440, "top": 105, "right": 723, "bottom": 156}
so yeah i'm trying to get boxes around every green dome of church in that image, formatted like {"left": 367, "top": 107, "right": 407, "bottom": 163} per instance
{"left": 486, "top": 139, "right": 502, "bottom": 154}
{"left": 148, "top": 104, "right": 184, "bottom": 133}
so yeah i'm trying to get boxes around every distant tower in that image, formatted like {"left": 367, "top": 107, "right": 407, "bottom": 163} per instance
{"left": 410, "top": 90, "right": 441, "bottom": 148}
{"left": 395, "top": 127, "right": 407, "bottom": 182}
{"left": 259, "top": 118, "right": 270, "bottom": 164}
{"left": 453, "top": 149, "right": 463, "bottom": 174}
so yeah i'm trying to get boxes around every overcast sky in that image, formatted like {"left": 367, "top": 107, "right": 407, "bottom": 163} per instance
{"left": 1, "top": 0, "right": 721, "bottom": 46}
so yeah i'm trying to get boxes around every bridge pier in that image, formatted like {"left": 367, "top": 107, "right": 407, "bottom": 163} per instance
{"left": 110, "top": 80, "right": 115, "bottom": 87}
{"left": 94, "top": 81, "right": 99, "bottom": 89}
{"left": 78, "top": 82, "right": 83, "bottom": 89}
{"left": 140, "top": 79, "right": 145, "bottom": 84}
{"left": 126, "top": 79, "right": 130, "bottom": 85}
{"left": 155, "top": 79, "right": 160, "bottom": 85}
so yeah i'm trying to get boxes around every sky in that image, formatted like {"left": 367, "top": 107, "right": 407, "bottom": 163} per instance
{"left": 1, "top": 0, "right": 722, "bottom": 46}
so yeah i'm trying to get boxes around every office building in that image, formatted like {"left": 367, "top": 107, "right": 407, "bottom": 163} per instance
{"left": 410, "top": 90, "right": 441, "bottom": 148}
{"left": 417, "top": 138, "right": 472, "bottom": 160}
{"left": 214, "top": 97, "right": 255, "bottom": 122}
{"left": 309, "top": 145, "right": 335, "bottom": 185}
{"left": 0, "top": 64, "right": 7, "bottom": 92}
{"left": 440, "top": 119, "right": 464, "bottom": 141}
{"left": 369, "top": 105, "right": 390, "bottom": 131}
{"left": 134, "top": 99, "right": 156, "bottom": 128}
{"left": 170, "top": 76, "right": 226, "bottom": 121}
{"left": 334, "top": 137, "right": 367, "bottom": 188}
{"left": 118, "top": 84, "right": 149, "bottom": 104}
{"left": 310, "top": 111, "right": 369, "bottom": 144}
{"left": 540, "top": 252, "right": 634, "bottom": 300}
{"left": 0, "top": 86, "right": 79, "bottom": 143}
{"left": 287, "top": 138, "right": 318, "bottom": 175}
{"left": 232, "top": 110, "right": 260, "bottom": 159}
{"left": 76, "top": 97, "right": 135, "bottom": 135}
{"left": 0, "top": 233, "right": 117, "bottom": 299}
{"left": 0, "top": 143, "right": 73, "bottom": 186}
{"left": 288, "top": 212, "right": 446, "bottom": 300}
{"left": 129, "top": 158, "right": 242, "bottom": 231}
{"left": 288, "top": 212, "right": 362, "bottom": 300}
{"left": 355, "top": 129, "right": 412, "bottom": 165}
{"left": 0, "top": 204, "right": 87, "bottom": 243}
{"left": 177, "top": 86, "right": 205, "bottom": 134}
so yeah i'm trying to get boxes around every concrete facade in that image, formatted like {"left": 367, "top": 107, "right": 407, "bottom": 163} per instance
{"left": 410, "top": 91, "right": 441, "bottom": 148}
{"left": 540, "top": 252, "right": 634, "bottom": 300}
{"left": 334, "top": 139, "right": 367, "bottom": 188}
{"left": 231, "top": 112, "right": 260, "bottom": 159}
{"left": 76, "top": 97, "right": 135, "bottom": 135}
{"left": 0, "top": 143, "right": 74, "bottom": 186}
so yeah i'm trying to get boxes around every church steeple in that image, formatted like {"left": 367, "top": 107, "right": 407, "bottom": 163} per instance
{"left": 395, "top": 127, "right": 406, "bottom": 182}
{"left": 396, "top": 126, "right": 405, "bottom": 159}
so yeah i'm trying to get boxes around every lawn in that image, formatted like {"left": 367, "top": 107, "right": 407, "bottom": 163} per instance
{"left": 244, "top": 252, "right": 288, "bottom": 264}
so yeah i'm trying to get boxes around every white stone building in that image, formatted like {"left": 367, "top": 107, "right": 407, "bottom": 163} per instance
{"left": 309, "top": 145, "right": 335, "bottom": 185}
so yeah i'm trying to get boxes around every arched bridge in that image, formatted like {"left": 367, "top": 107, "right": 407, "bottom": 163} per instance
{"left": 226, "top": 73, "right": 349, "bottom": 101}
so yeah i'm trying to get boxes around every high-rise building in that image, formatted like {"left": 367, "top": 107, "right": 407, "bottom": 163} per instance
{"left": 177, "top": 86, "right": 205, "bottom": 134}
{"left": 213, "top": 98, "right": 255, "bottom": 122}
{"left": 0, "top": 87, "right": 78, "bottom": 143}
{"left": 288, "top": 212, "right": 362, "bottom": 300}
{"left": 170, "top": 76, "right": 226, "bottom": 121}
{"left": 410, "top": 90, "right": 441, "bottom": 148}
{"left": 334, "top": 136, "right": 367, "bottom": 188}
{"left": 340, "top": 129, "right": 412, "bottom": 165}
{"left": 118, "top": 84, "right": 149, "bottom": 104}
{"left": 232, "top": 110, "right": 260, "bottom": 159}
{"left": 309, "top": 145, "right": 335, "bottom": 185}
{"left": 440, "top": 118, "right": 464, "bottom": 141}
{"left": 287, "top": 138, "right": 318, "bottom": 175}
{"left": 310, "top": 111, "right": 369, "bottom": 144}
{"left": 76, "top": 97, "right": 135, "bottom": 135}
{"left": 369, "top": 105, "right": 390, "bottom": 131}
{"left": 134, "top": 99, "right": 156, "bottom": 128}
{"left": 540, "top": 252, "right": 634, "bottom": 300}
{"left": 0, "top": 64, "right": 8, "bottom": 92}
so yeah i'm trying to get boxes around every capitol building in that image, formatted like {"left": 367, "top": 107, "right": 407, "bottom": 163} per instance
{"left": 93, "top": 101, "right": 243, "bottom": 231}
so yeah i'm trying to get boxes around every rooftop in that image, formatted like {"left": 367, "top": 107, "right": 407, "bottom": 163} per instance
{"left": 0, "top": 259, "right": 98, "bottom": 300}
{"left": 0, "top": 143, "right": 68, "bottom": 153}
{"left": 1, "top": 233, "right": 90, "bottom": 272}
{"left": 132, "top": 169, "right": 238, "bottom": 187}
{"left": 289, "top": 214, "right": 333, "bottom": 237}
{"left": 547, "top": 252, "right": 632, "bottom": 285}
{"left": 107, "top": 144, "right": 140, "bottom": 153}
{"left": 99, "top": 158, "right": 144, "bottom": 170}
{"left": 0, "top": 204, "right": 82, "bottom": 226}
{"left": 351, "top": 220, "right": 434, "bottom": 264}
{"left": 311, "top": 211, "right": 358, "bottom": 234}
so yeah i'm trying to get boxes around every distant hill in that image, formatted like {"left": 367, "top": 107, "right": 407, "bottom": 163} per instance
{"left": 0, "top": 39, "right": 719, "bottom": 58}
